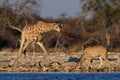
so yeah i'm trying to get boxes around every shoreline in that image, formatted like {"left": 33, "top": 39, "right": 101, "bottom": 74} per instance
{"left": 0, "top": 49, "right": 120, "bottom": 72}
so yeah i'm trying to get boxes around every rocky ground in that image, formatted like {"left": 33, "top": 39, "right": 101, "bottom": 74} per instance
{"left": 0, "top": 48, "right": 120, "bottom": 72}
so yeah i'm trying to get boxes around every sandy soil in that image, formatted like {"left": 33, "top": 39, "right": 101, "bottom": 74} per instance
{"left": 0, "top": 49, "right": 120, "bottom": 72}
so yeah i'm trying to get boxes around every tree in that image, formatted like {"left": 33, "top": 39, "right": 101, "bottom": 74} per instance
{"left": 80, "top": 0, "right": 120, "bottom": 47}
{"left": 0, "top": 0, "right": 41, "bottom": 15}
{"left": 0, "top": 0, "right": 42, "bottom": 28}
{"left": 0, "top": 0, "right": 42, "bottom": 49}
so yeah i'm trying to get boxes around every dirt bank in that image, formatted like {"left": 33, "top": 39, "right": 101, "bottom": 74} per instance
{"left": 0, "top": 49, "right": 120, "bottom": 72}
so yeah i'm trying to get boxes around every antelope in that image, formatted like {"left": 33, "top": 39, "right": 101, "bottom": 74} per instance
{"left": 76, "top": 45, "right": 110, "bottom": 71}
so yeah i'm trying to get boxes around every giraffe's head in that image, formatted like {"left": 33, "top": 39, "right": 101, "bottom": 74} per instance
{"left": 52, "top": 23, "right": 63, "bottom": 32}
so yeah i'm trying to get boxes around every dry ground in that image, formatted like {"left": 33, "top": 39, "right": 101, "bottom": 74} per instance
{"left": 0, "top": 48, "right": 120, "bottom": 72}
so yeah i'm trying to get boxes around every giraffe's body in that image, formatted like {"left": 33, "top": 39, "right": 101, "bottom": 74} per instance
{"left": 10, "top": 21, "right": 63, "bottom": 66}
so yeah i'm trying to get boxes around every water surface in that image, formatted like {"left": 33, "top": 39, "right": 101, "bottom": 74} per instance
{"left": 0, "top": 72, "right": 120, "bottom": 80}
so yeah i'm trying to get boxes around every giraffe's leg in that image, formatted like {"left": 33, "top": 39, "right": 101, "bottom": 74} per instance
{"left": 22, "top": 42, "right": 30, "bottom": 56}
{"left": 10, "top": 41, "right": 29, "bottom": 67}
{"left": 37, "top": 42, "right": 49, "bottom": 56}
{"left": 31, "top": 43, "right": 37, "bottom": 64}
{"left": 9, "top": 38, "right": 26, "bottom": 71}
{"left": 18, "top": 35, "right": 25, "bottom": 55}
{"left": 9, "top": 35, "right": 25, "bottom": 66}
{"left": 32, "top": 43, "right": 36, "bottom": 57}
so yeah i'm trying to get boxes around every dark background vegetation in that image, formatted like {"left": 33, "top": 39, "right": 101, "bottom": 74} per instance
{"left": 0, "top": 0, "right": 120, "bottom": 52}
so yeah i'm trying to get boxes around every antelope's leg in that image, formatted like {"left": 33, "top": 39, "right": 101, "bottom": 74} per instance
{"left": 99, "top": 57, "right": 103, "bottom": 68}
{"left": 85, "top": 58, "right": 91, "bottom": 71}
{"left": 105, "top": 58, "right": 111, "bottom": 71}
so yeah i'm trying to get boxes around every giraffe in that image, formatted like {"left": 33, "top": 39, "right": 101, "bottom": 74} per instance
{"left": 9, "top": 21, "right": 63, "bottom": 66}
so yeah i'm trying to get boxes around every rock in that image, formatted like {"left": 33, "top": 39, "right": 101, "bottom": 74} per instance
{"left": 51, "top": 62, "right": 59, "bottom": 70}
{"left": 42, "top": 66, "right": 48, "bottom": 71}
{"left": 19, "top": 66, "right": 28, "bottom": 71}
{"left": 61, "top": 62, "right": 77, "bottom": 67}
{"left": 63, "top": 66, "right": 71, "bottom": 72}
